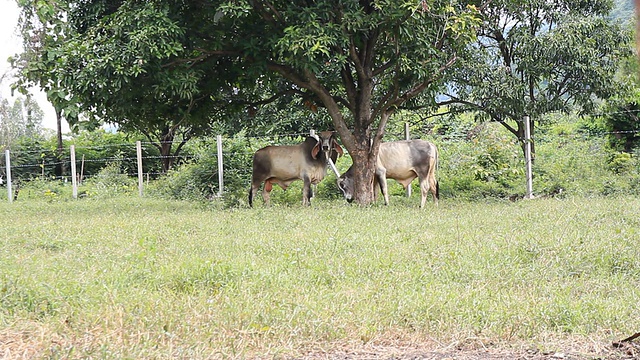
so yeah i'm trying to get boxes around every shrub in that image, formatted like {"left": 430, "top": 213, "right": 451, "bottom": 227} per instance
{"left": 435, "top": 122, "right": 523, "bottom": 200}
{"left": 149, "top": 134, "right": 255, "bottom": 205}
{"left": 608, "top": 152, "right": 634, "bottom": 174}
{"left": 16, "top": 177, "right": 70, "bottom": 201}
{"left": 84, "top": 161, "right": 137, "bottom": 198}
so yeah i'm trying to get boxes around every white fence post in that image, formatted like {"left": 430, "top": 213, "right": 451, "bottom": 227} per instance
{"left": 70, "top": 145, "right": 78, "bottom": 199}
{"left": 136, "top": 141, "right": 144, "bottom": 197}
{"left": 405, "top": 122, "right": 412, "bottom": 198}
{"left": 524, "top": 116, "right": 534, "bottom": 199}
{"left": 216, "top": 135, "right": 224, "bottom": 197}
{"left": 5, "top": 150, "right": 12, "bottom": 203}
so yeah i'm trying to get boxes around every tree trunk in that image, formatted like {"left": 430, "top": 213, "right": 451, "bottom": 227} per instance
{"left": 349, "top": 147, "right": 376, "bottom": 205}
{"left": 348, "top": 127, "right": 380, "bottom": 206}
{"left": 55, "top": 109, "right": 66, "bottom": 177}
{"left": 159, "top": 128, "right": 175, "bottom": 173}
{"left": 498, "top": 118, "right": 535, "bottom": 164}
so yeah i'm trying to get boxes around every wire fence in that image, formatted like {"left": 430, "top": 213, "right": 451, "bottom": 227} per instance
{"left": 2, "top": 124, "right": 640, "bottom": 202}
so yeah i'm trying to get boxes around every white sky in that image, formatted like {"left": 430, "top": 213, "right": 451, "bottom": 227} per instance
{"left": 0, "top": 0, "right": 67, "bottom": 132}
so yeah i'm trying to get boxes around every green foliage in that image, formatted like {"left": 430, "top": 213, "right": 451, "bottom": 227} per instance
{"left": 608, "top": 151, "right": 635, "bottom": 174}
{"left": 5, "top": 129, "right": 166, "bottom": 186}
{"left": 70, "top": 130, "right": 162, "bottom": 177}
{"left": 17, "top": 178, "right": 70, "bottom": 201}
{"left": 435, "top": 123, "right": 524, "bottom": 200}
{"left": 84, "top": 161, "right": 137, "bottom": 198}
{"left": 446, "top": 0, "right": 631, "bottom": 149}
{"left": 5, "top": 135, "right": 59, "bottom": 180}
{"left": 149, "top": 134, "right": 254, "bottom": 204}
{"left": 0, "top": 96, "right": 44, "bottom": 149}
{"left": 596, "top": 89, "right": 640, "bottom": 153}
{"left": 534, "top": 120, "right": 640, "bottom": 197}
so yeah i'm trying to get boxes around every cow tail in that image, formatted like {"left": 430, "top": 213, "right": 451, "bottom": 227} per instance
{"left": 248, "top": 186, "right": 253, "bottom": 207}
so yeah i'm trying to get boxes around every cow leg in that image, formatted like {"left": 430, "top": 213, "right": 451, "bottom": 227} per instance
{"left": 427, "top": 158, "right": 439, "bottom": 206}
{"left": 262, "top": 180, "right": 273, "bottom": 206}
{"left": 419, "top": 177, "right": 429, "bottom": 209}
{"left": 373, "top": 178, "right": 380, "bottom": 202}
{"left": 249, "top": 179, "right": 261, "bottom": 207}
{"left": 430, "top": 177, "right": 439, "bottom": 206}
{"left": 248, "top": 186, "right": 255, "bottom": 207}
{"left": 302, "top": 175, "right": 312, "bottom": 206}
{"left": 375, "top": 169, "right": 390, "bottom": 205}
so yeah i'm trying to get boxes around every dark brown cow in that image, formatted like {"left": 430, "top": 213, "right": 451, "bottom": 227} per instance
{"left": 249, "top": 131, "right": 343, "bottom": 206}
{"left": 337, "top": 140, "right": 438, "bottom": 208}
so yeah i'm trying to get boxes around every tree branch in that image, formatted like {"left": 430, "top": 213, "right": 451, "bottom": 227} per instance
{"left": 439, "top": 93, "right": 520, "bottom": 137}
{"left": 341, "top": 63, "right": 357, "bottom": 112}
{"left": 161, "top": 49, "right": 241, "bottom": 69}
{"left": 391, "top": 55, "right": 457, "bottom": 108}
{"left": 250, "top": 0, "right": 283, "bottom": 26}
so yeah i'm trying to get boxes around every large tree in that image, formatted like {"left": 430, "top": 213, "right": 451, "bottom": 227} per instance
{"left": 442, "top": 0, "right": 631, "bottom": 156}
{"left": 13, "top": 0, "right": 480, "bottom": 203}
{"left": 14, "top": 1, "right": 231, "bottom": 172}
{"left": 214, "top": 1, "right": 480, "bottom": 204}
{"left": 11, "top": 0, "right": 75, "bottom": 175}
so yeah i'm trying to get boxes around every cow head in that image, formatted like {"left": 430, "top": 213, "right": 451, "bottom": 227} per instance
{"left": 311, "top": 131, "right": 344, "bottom": 161}
{"left": 336, "top": 166, "right": 355, "bottom": 203}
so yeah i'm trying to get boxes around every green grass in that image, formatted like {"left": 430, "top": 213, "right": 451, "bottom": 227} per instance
{"left": 1, "top": 196, "right": 639, "bottom": 358}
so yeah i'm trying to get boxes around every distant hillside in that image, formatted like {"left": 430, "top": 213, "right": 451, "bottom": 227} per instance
{"left": 610, "top": 0, "right": 634, "bottom": 23}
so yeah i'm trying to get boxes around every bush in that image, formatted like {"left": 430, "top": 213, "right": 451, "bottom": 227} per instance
{"left": 435, "top": 122, "right": 524, "bottom": 200}
{"left": 84, "top": 161, "right": 137, "bottom": 198}
{"left": 608, "top": 152, "right": 634, "bottom": 174}
{"left": 149, "top": 134, "right": 254, "bottom": 205}
{"left": 16, "top": 177, "right": 71, "bottom": 201}
{"left": 534, "top": 120, "right": 640, "bottom": 197}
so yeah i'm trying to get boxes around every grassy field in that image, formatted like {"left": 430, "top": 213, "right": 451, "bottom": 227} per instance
{"left": 1, "top": 196, "right": 639, "bottom": 359}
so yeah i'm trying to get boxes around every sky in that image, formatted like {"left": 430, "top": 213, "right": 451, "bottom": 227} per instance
{"left": 0, "top": 0, "right": 67, "bottom": 132}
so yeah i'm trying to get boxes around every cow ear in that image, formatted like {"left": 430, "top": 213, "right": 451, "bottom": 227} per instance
{"left": 332, "top": 139, "right": 344, "bottom": 157}
{"left": 311, "top": 141, "right": 320, "bottom": 159}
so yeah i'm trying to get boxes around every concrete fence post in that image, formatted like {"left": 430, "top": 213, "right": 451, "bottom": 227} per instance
{"left": 136, "top": 141, "right": 144, "bottom": 197}
{"left": 217, "top": 135, "right": 224, "bottom": 197}
{"left": 5, "top": 150, "right": 12, "bottom": 203}
{"left": 524, "top": 116, "right": 534, "bottom": 199}
{"left": 70, "top": 145, "right": 78, "bottom": 199}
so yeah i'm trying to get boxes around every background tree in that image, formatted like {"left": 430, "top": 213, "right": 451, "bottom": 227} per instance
{"left": 15, "top": 1, "right": 223, "bottom": 172}
{"left": 595, "top": 52, "right": 640, "bottom": 153}
{"left": 0, "top": 95, "right": 44, "bottom": 149}
{"left": 11, "top": 0, "right": 80, "bottom": 176}
{"left": 442, "top": 0, "right": 632, "bottom": 157}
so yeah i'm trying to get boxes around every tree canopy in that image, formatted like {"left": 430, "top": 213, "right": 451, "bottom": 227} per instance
{"left": 12, "top": 0, "right": 631, "bottom": 204}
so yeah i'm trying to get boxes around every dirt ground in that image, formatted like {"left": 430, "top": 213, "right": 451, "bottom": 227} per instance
{"left": 2, "top": 329, "right": 639, "bottom": 359}
{"left": 296, "top": 338, "right": 640, "bottom": 360}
